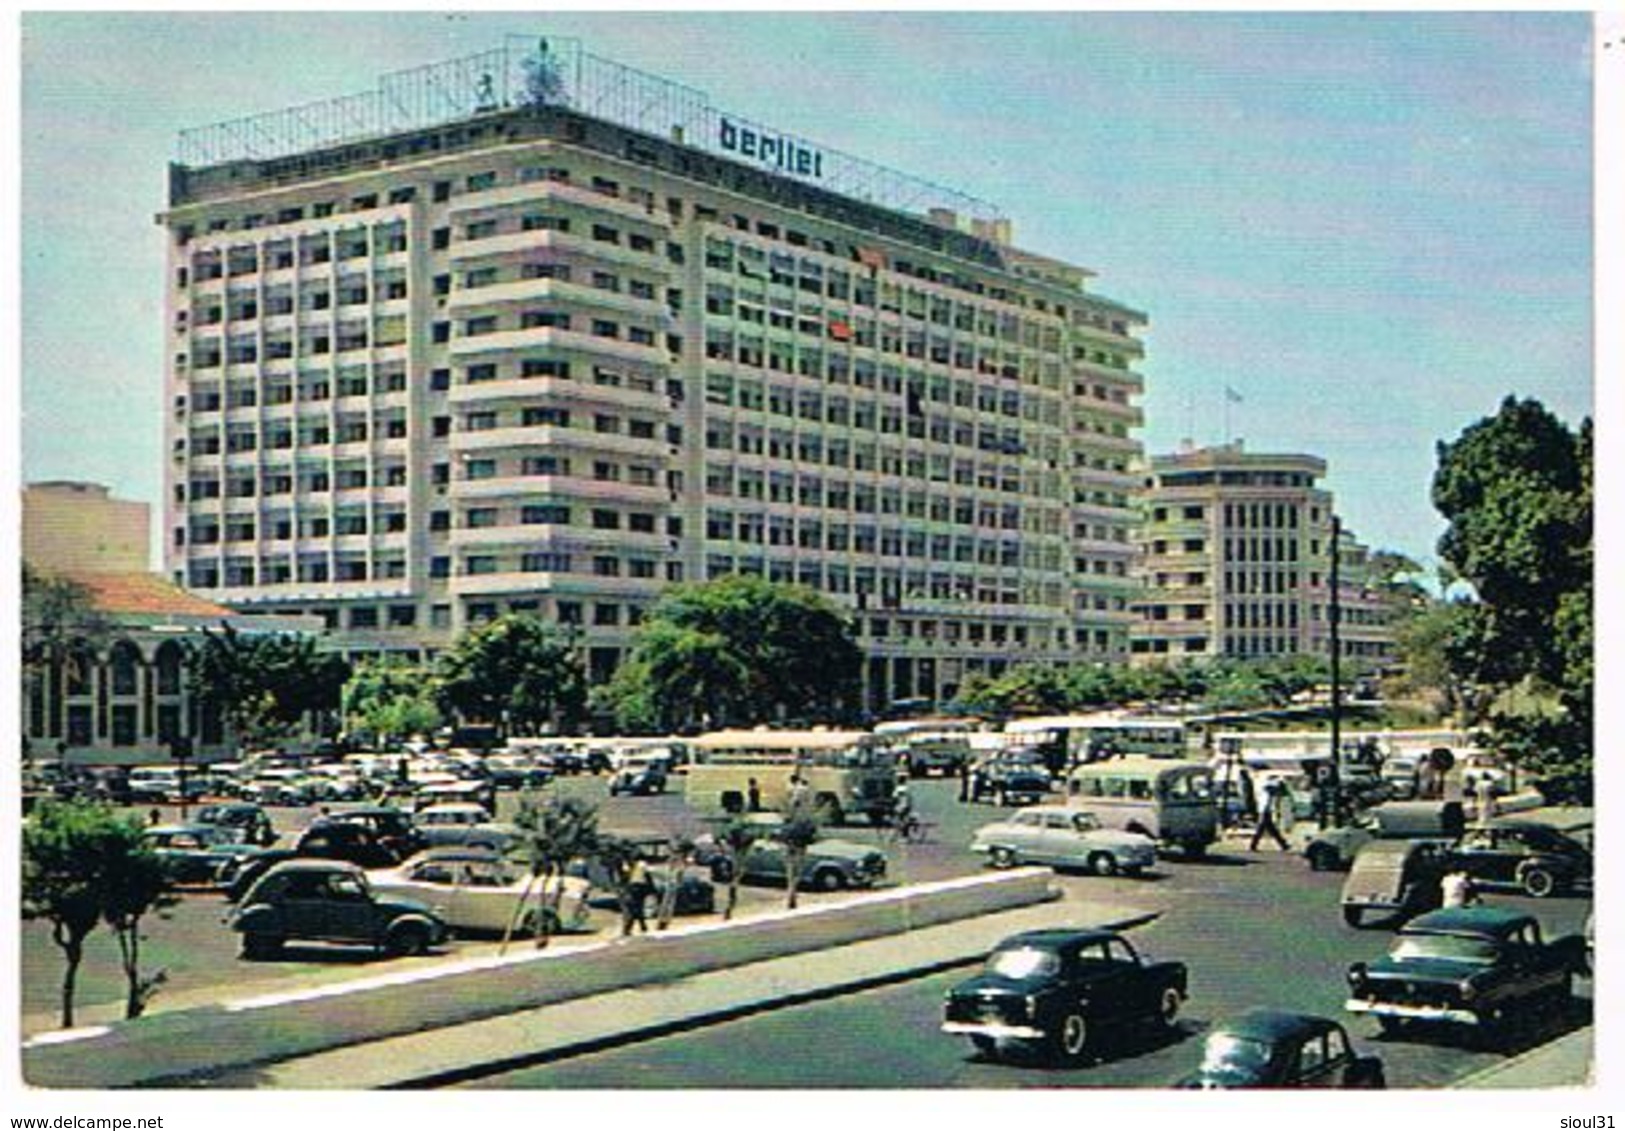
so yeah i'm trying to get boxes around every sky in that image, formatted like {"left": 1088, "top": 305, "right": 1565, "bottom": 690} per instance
{"left": 16, "top": 10, "right": 1596, "bottom": 574}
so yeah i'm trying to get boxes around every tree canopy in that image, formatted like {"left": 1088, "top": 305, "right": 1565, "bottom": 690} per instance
{"left": 435, "top": 615, "right": 587, "bottom": 736}
{"left": 342, "top": 660, "right": 443, "bottom": 746}
{"left": 187, "top": 625, "right": 350, "bottom": 748}
{"left": 603, "top": 576, "right": 862, "bottom": 731}
{"left": 1430, "top": 397, "right": 1592, "bottom": 801}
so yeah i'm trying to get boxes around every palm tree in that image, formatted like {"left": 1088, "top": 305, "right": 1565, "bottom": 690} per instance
{"left": 21, "top": 566, "right": 112, "bottom": 755}
{"left": 776, "top": 803, "right": 822, "bottom": 912}
{"left": 502, "top": 793, "right": 600, "bottom": 951}
{"left": 715, "top": 815, "right": 761, "bottom": 921}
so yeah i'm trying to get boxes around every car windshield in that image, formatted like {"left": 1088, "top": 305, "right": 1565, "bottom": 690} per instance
{"left": 1200, "top": 1033, "right": 1274, "bottom": 1076}
{"left": 986, "top": 946, "right": 1060, "bottom": 979}
{"left": 1391, "top": 932, "right": 1499, "bottom": 964}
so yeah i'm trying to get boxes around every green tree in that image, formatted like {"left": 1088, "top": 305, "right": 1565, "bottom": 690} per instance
{"left": 436, "top": 616, "right": 587, "bottom": 737}
{"left": 188, "top": 625, "right": 350, "bottom": 748}
{"left": 21, "top": 566, "right": 113, "bottom": 753}
{"left": 616, "top": 577, "right": 861, "bottom": 729}
{"left": 22, "top": 801, "right": 173, "bottom": 1027}
{"left": 502, "top": 793, "right": 600, "bottom": 951}
{"left": 1431, "top": 397, "right": 1592, "bottom": 800}
{"left": 342, "top": 661, "right": 443, "bottom": 747}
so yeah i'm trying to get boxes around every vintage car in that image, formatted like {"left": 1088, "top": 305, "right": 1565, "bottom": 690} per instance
{"left": 1181, "top": 1010, "right": 1386, "bottom": 1088}
{"left": 1447, "top": 820, "right": 1592, "bottom": 898}
{"left": 607, "top": 754, "right": 671, "bottom": 797}
{"left": 968, "top": 754, "right": 1052, "bottom": 807}
{"left": 322, "top": 805, "right": 427, "bottom": 859}
{"left": 1304, "top": 801, "right": 1465, "bottom": 872}
{"left": 1345, "top": 907, "right": 1587, "bottom": 1037}
{"left": 942, "top": 928, "right": 1187, "bottom": 1063}
{"left": 413, "top": 802, "right": 518, "bottom": 850}
{"left": 565, "top": 837, "right": 717, "bottom": 917}
{"left": 195, "top": 802, "right": 277, "bottom": 847}
{"left": 696, "top": 824, "right": 887, "bottom": 892}
{"left": 1339, "top": 839, "right": 1449, "bottom": 928}
{"left": 230, "top": 859, "right": 449, "bottom": 959}
{"left": 368, "top": 848, "right": 590, "bottom": 936}
{"left": 294, "top": 819, "right": 404, "bottom": 868}
{"left": 970, "top": 806, "right": 1157, "bottom": 876}
{"left": 142, "top": 823, "right": 267, "bottom": 887}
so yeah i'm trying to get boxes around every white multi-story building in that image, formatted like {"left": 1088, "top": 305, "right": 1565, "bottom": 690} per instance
{"left": 159, "top": 40, "right": 1148, "bottom": 710}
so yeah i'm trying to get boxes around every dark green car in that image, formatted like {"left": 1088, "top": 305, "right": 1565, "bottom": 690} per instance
{"left": 230, "top": 859, "right": 449, "bottom": 960}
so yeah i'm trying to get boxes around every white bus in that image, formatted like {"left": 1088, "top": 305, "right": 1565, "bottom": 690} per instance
{"left": 683, "top": 729, "right": 895, "bottom": 826}
{"left": 1064, "top": 757, "right": 1218, "bottom": 856}
{"left": 873, "top": 717, "right": 977, "bottom": 778}
{"left": 1004, "top": 714, "right": 1191, "bottom": 773}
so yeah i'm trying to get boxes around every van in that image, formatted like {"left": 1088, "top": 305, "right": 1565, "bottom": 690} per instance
{"left": 1064, "top": 758, "right": 1218, "bottom": 857}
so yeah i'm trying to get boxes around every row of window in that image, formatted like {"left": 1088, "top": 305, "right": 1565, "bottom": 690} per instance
{"left": 185, "top": 413, "right": 408, "bottom": 453}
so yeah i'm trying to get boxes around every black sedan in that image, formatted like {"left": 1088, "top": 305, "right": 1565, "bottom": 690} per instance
{"left": 143, "top": 824, "right": 267, "bottom": 887}
{"left": 1181, "top": 1010, "right": 1385, "bottom": 1088}
{"left": 942, "top": 928, "right": 1187, "bottom": 1063}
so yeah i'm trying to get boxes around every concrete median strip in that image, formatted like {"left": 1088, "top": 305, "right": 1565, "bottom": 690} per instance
{"left": 23, "top": 868, "right": 1061, "bottom": 1089}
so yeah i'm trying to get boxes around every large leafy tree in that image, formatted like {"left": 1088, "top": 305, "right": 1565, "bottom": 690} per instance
{"left": 1431, "top": 397, "right": 1592, "bottom": 801}
{"left": 23, "top": 801, "right": 173, "bottom": 1027}
{"left": 342, "top": 660, "right": 443, "bottom": 746}
{"left": 188, "top": 625, "right": 350, "bottom": 748}
{"left": 436, "top": 615, "right": 587, "bottom": 736}
{"left": 611, "top": 577, "right": 861, "bottom": 730}
{"left": 21, "top": 566, "right": 113, "bottom": 749}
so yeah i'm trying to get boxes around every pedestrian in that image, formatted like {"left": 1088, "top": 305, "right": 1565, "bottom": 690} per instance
{"left": 147, "top": 807, "right": 162, "bottom": 827}
{"left": 787, "top": 773, "right": 810, "bottom": 811}
{"left": 1249, "top": 778, "right": 1290, "bottom": 851}
{"left": 892, "top": 781, "right": 915, "bottom": 834}
{"left": 747, "top": 777, "right": 762, "bottom": 813}
{"left": 627, "top": 858, "right": 654, "bottom": 934}
{"left": 957, "top": 757, "right": 971, "bottom": 803}
{"left": 1441, "top": 870, "right": 1478, "bottom": 909}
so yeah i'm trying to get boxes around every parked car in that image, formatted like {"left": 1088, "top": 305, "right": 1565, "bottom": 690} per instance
{"left": 697, "top": 826, "right": 887, "bottom": 892}
{"left": 970, "top": 806, "right": 1157, "bottom": 876}
{"left": 1339, "top": 839, "right": 1450, "bottom": 928}
{"left": 413, "top": 802, "right": 517, "bottom": 850}
{"left": 294, "top": 819, "right": 404, "bottom": 868}
{"left": 565, "top": 836, "right": 717, "bottom": 917}
{"left": 142, "top": 823, "right": 267, "bottom": 886}
{"left": 1447, "top": 820, "right": 1592, "bottom": 899}
{"left": 1180, "top": 1010, "right": 1385, "bottom": 1088}
{"left": 607, "top": 755, "right": 670, "bottom": 797}
{"left": 221, "top": 849, "right": 298, "bottom": 903}
{"left": 368, "top": 848, "right": 590, "bottom": 937}
{"left": 230, "top": 859, "right": 449, "bottom": 960}
{"left": 323, "top": 805, "right": 427, "bottom": 859}
{"left": 968, "top": 755, "right": 1052, "bottom": 807}
{"left": 1304, "top": 801, "right": 1465, "bottom": 872}
{"left": 1345, "top": 907, "right": 1587, "bottom": 1038}
{"left": 942, "top": 928, "right": 1187, "bottom": 1063}
{"left": 413, "top": 779, "right": 497, "bottom": 816}
{"left": 127, "top": 766, "right": 208, "bottom": 804}
{"left": 195, "top": 802, "right": 277, "bottom": 847}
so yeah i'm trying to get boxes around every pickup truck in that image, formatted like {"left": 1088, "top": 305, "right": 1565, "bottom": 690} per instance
{"left": 1345, "top": 907, "right": 1587, "bottom": 1040}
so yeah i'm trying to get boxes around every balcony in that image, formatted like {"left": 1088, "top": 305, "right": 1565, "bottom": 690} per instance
{"left": 447, "top": 475, "right": 669, "bottom": 505}
{"left": 450, "top": 278, "right": 669, "bottom": 324}
{"left": 451, "top": 181, "right": 672, "bottom": 230}
{"left": 449, "top": 376, "right": 667, "bottom": 412}
{"left": 450, "top": 229, "right": 659, "bottom": 272}
{"left": 449, "top": 524, "right": 669, "bottom": 552}
{"left": 451, "top": 426, "right": 669, "bottom": 459}
{"left": 449, "top": 571, "right": 663, "bottom": 598}
{"left": 450, "top": 325, "right": 666, "bottom": 367}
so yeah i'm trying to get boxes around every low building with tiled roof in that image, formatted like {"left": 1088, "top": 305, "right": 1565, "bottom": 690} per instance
{"left": 22, "top": 481, "right": 323, "bottom": 766}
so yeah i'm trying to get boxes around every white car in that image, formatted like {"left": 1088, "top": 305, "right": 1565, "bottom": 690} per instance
{"left": 414, "top": 802, "right": 515, "bottom": 849}
{"left": 368, "top": 849, "right": 591, "bottom": 936}
{"left": 971, "top": 805, "right": 1158, "bottom": 876}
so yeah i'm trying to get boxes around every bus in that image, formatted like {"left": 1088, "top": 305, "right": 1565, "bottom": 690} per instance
{"left": 1003, "top": 714, "right": 1191, "bottom": 774}
{"left": 872, "top": 717, "right": 977, "bottom": 778}
{"left": 684, "top": 729, "right": 896, "bottom": 826}
{"left": 1064, "top": 757, "right": 1218, "bottom": 857}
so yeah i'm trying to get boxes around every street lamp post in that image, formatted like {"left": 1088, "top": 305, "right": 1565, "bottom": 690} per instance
{"left": 1326, "top": 515, "right": 1343, "bottom": 830}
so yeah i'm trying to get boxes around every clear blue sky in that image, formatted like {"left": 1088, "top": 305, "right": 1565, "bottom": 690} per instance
{"left": 18, "top": 11, "right": 1595, "bottom": 572}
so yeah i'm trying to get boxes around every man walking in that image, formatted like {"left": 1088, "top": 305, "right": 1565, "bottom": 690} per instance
{"left": 1250, "top": 777, "right": 1291, "bottom": 851}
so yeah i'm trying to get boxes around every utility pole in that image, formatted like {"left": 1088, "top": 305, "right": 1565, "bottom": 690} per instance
{"left": 1327, "top": 515, "right": 1343, "bottom": 829}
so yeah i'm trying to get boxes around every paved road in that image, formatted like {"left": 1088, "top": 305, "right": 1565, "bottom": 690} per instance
{"left": 461, "top": 848, "right": 1592, "bottom": 1089}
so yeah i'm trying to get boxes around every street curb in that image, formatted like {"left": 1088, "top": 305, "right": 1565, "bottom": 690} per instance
{"left": 23, "top": 869, "right": 1056, "bottom": 1089}
{"left": 1455, "top": 1027, "right": 1593, "bottom": 1089}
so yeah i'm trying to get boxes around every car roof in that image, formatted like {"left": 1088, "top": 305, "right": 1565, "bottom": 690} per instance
{"left": 1212, "top": 1009, "right": 1337, "bottom": 1043}
{"left": 146, "top": 824, "right": 215, "bottom": 836}
{"left": 263, "top": 858, "right": 364, "bottom": 877}
{"left": 1406, "top": 906, "right": 1531, "bottom": 936}
{"left": 995, "top": 928, "right": 1121, "bottom": 949}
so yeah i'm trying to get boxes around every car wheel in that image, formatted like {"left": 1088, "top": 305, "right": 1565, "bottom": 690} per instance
{"left": 989, "top": 846, "right": 1018, "bottom": 870}
{"left": 1155, "top": 986, "right": 1182, "bottom": 1028}
{"left": 1376, "top": 1015, "right": 1406, "bottom": 1037}
{"left": 1520, "top": 865, "right": 1557, "bottom": 898}
{"left": 970, "top": 1035, "right": 998, "bottom": 1059}
{"left": 1307, "top": 845, "right": 1339, "bottom": 872}
{"left": 385, "top": 922, "right": 431, "bottom": 958}
{"left": 995, "top": 787, "right": 1009, "bottom": 807}
{"left": 241, "top": 933, "right": 283, "bottom": 961}
{"left": 1054, "top": 1012, "right": 1090, "bottom": 1063}
{"left": 1342, "top": 906, "right": 1365, "bottom": 928}
{"left": 1087, "top": 852, "right": 1119, "bottom": 878}
{"left": 813, "top": 868, "right": 846, "bottom": 893}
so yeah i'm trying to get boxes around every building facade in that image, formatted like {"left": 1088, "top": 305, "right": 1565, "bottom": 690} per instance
{"left": 22, "top": 482, "right": 321, "bottom": 765}
{"left": 159, "top": 43, "right": 1148, "bottom": 710}
{"left": 1130, "top": 444, "right": 1392, "bottom": 667}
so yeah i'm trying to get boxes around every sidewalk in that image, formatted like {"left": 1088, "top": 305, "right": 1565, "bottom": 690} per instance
{"left": 1459, "top": 1027, "right": 1593, "bottom": 1089}
{"left": 195, "top": 890, "right": 1156, "bottom": 1089}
